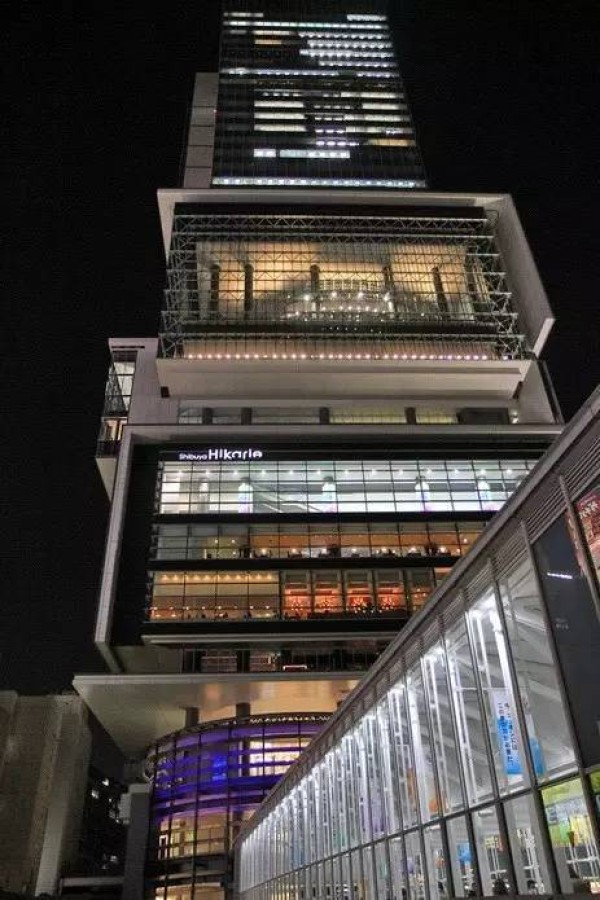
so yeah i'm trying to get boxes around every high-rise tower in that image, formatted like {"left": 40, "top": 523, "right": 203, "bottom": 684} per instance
{"left": 75, "top": 3, "right": 562, "bottom": 898}
{"left": 184, "top": 0, "right": 425, "bottom": 190}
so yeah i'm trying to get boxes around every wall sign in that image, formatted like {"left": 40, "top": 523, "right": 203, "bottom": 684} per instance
{"left": 177, "top": 448, "right": 264, "bottom": 462}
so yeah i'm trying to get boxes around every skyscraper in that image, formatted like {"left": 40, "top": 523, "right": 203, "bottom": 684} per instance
{"left": 185, "top": 0, "right": 425, "bottom": 190}
{"left": 75, "top": 3, "right": 562, "bottom": 898}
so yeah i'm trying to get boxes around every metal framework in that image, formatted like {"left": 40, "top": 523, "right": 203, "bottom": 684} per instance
{"left": 159, "top": 213, "right": 527, "bottom": 362}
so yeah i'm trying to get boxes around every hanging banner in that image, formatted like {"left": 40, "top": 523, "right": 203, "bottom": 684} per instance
{"left": 492, "top": 689, "right": 522, "bottom": 775}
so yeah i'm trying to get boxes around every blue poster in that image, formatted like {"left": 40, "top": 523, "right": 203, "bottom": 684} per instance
{"left": 493, "top": 690, "right": 522, "bottom": 776}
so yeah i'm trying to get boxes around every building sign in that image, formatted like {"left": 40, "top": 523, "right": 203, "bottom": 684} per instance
{"left": 177, "top": 448, "right": 264, "bottom": 462}
{"left": 492, "top": 689, "right": 522, "bottom": 776}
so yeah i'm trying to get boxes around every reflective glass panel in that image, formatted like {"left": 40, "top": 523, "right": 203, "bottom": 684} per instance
{"left": 444, "top": 618, "right": 494, "bottom": 805}
{"left": 376, "top": 699, "right": 401, "bottom": 835}
{"left": 389, "top": 835, "right": 407, "bottom": 900}
{"left": 405, "top": 831, "right": 426, "bottom": 900}
{"left": 423, "top": 824, "right": 448, "bottom": 900}
{"left": 374, "top": 841, "right": 391, "bottom": 899}
{"left": 542, "top": 777, "right": 600, "bottom": 894}
{"left": 504, "top": 793, "right": 551, "bottom": 895}
{"left": 534, "top": 516, "right": 600, "bottom": 770}
{"left": 467, "top": 587, "right": 529, "bottom": 795}
{"left": 499, "top": 558, "right": 576, "bottom": 781}
{"left": 422, "top": 642, "right": 464, "bottom": 814}
{"left": 472, "top": 805, "right": 511, "bottom": 895}
{"left": 407, "top": 664, "right": 439, "bottom": 822}
{"left": 388, "top": 682, "right": 419, "bottom": 829}
{"left": 446, "top": 815, "right": 476, "bottom": 898}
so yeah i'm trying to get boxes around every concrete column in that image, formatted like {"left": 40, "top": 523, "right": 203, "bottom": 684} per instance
{"left": 35, "top": 699, "right": 91, "bottom": 896}
{"left": 310, "top": 263, "right": 320, "bottom": 314}
{"left": 244, "top": 262, "right": 253, "bottom": 316}
{"left": 121, "top": 783, "right": 151, "bottom": 900}
{"left": 209, "top": 263, "right": 220, "bottom": 315}
{"left": 382, "top": 263, "right": 398, "bottom": 314}
{"left": 432, "top": 266, "right": 449, "bottom": 315}
{"left": 184, "top": 706, "right": 199, "bottom": 728}
{"left": 235, "top": 702, "right": 251, "bottom": 719}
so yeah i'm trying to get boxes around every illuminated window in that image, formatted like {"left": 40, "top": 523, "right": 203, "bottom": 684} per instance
{"left": 254, "top": 101, "right": 305, "bottom": 108}
{"left": 213, "top": 176, "right": 424, "bottom": 186}
{"left": 362, "top": 102, "right": 402, "bottom": 110}
{"left": 330, "top": 407, "right": 407, "bottom": 424}
{"left": 254, "top": 125, "right": 307, "bottom": 132}
{"left": 279, "top": 149, "right": 350, "bottom": 159}
{"left": 369, "top": 137, "right": 415, "bottom": 146}
{"left": 254, "top": 112, "right": 306, "bottom": 120}
{"left": 415, "top": 408, "right": 459, "bottom": 425}
{"left": 157, "top": 457, "right": 533, "bottom": 517}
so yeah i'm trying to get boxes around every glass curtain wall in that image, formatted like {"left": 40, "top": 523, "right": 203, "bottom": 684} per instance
{"left": 151, "top": 520, "right": 484, "bottom": 562}
{"left": 157, "top": 458, "right": 533, "bottom": 516}
{"left": 238, "top": 526, "right": 600, "bottom": 899}
{"left": 147, "top": 566, "right": 447, "bottom": 622}
{"left": 214, "top": 4, "right": 425, "bottom": 188}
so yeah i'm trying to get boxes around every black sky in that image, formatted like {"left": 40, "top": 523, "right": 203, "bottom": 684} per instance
{"left": 3, "top": 1, "right": 599, "bottom": 694}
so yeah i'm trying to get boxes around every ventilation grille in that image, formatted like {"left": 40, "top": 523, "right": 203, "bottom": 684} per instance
{"left": 465, "top": 562, "right": 494, "bottom": 602}
{"left": 520, "top": 473, "right": 563, "bottom": 541}
{"left": 494, "top": 527, "right": 527, "bottom": 577}
{"left": 562, "top": 423, "right": 600, "bottom": 499}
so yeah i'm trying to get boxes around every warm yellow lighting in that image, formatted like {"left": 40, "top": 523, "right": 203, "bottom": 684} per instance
{"left": 368, "top": 137, "right": 414, "bottom": 147}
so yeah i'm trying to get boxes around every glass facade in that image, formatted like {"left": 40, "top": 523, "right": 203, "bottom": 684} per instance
{"left": 176, "top": 405, "right": 513, "bottom": 426}
{"left": 237, "top": 467, "right": 600, "bottom": 899}
{"left": 147, "top": 565, "right": 450, "bottom": 622}
{"left": 157, "top": 457, "right": 533, "bottom": 516}
{"left": 212, "top": 0, "right": 425, "bottom": 188}
{"left": 151, "top": 519, "right": 484, "bottom": 562}
{"left": 160, "top": 210, "right": 525, "bottom": 363}
{"left": 96, "top": 349, "right": 137, "bottom": 457}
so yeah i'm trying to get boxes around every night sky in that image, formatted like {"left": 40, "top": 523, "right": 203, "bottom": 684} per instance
{"left": 3, "top": 2, "right": 599, "bottom": 695}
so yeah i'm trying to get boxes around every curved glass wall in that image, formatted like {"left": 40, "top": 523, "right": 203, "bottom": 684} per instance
{"left": 147, "top": 713, "right": 328, "bottom": 900}
{"left": 157, "top": 458, "right": 533, "bottom": 516}
{"left": 237, "top": 524, "right": 600, "bottom": 899}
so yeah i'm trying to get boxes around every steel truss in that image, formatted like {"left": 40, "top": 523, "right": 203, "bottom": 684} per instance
{"left": 159, "top": 213, "right": 527, "bottom": 361}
